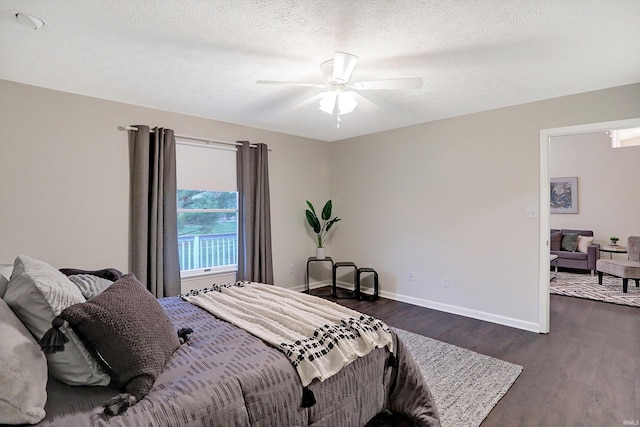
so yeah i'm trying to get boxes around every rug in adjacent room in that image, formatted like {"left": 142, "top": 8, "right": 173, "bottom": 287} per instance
{"left": 550, "top": 271, "right": 640, "bottom": 308}
{"left": 393, "top": 327, "right": 523, "bottom": 427}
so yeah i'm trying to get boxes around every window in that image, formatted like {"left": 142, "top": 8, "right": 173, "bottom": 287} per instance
{"left": 609, "top": 127, "right": 640, "bottom": 148}
{"left": 176, "top": 141, "right": 237, "bottom": 277}
{"left": 177, "top": 190, "right": 238, "bottom": 275}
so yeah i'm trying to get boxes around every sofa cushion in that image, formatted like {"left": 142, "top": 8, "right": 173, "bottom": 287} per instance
{"left": 552, "top": 250, "right": 587, "bottom": 260}
{"left": 596, "top": 259, "right": 640, "bottom": 278}
{"left": 561, "top": 233, "right": 579, "bottom": 252}
{"left": 561, "top": 229, "right": 593, "bottom": 237}
{"left": 550, "top": 231, "right": 562, "bottom": 251}
{"left": 576, "top": 235, "right": 594, "bottom": 253}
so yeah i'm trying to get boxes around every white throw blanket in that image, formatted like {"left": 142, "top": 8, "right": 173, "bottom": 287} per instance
{"left": 181, "top": 282, "right": 393, "bottom": 386}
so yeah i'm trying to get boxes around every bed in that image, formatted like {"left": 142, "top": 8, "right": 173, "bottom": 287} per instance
{"left": 1, "top": 256, "right": 440, "bottom": 427}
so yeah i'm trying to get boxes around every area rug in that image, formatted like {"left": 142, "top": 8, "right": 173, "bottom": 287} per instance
{"left": 393, "top": 327, "right": 523, "bottom": 427}
{"left": 550, "top": 271, "right": 640, "bottom": 308}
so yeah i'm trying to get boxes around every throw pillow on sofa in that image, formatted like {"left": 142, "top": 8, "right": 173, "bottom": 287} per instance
{"left": 550, "top": 231, "right": 562, "bottom": 251}
{"left": 561, "top": 233, "right": 579, "bottom": 252}
{"left": 576, "top": 235, "right": 594, "bottom": 253}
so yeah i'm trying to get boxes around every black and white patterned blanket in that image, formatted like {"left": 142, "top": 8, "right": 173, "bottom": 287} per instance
{"left": 181, "top": 282, "right": 393, "bottom": 386}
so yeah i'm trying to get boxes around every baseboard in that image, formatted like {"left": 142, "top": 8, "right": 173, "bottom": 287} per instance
{"left": 290, "top": 282, "right": 542, "bottom": 333}
{"left": 378, "top": 289, "right": 542, "bottom": 333}
{"left": 291, "top": 280, "right": 332, "bottom": 293}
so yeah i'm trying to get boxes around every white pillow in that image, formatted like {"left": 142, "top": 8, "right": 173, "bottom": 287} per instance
{"left": 3, "top": 255, "right": 110, "bottom": 386}
{"left": 0, "top": 298, "right": 47, "bottom": 425}
{"left": 68, "top": 274, "right": 113, "bottom": 299}
{"left": 576, "top": 235, "right": 594, "bottom": 253}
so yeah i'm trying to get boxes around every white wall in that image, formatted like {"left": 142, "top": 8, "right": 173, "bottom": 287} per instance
{"left": 550, "top": 131, "right": 640, "bottom": 250}
{"left": 329, "top": 83, "right": 640, "bottom": 332}
{"left": 0, "top": 80, "right": 330, "bottom": 291}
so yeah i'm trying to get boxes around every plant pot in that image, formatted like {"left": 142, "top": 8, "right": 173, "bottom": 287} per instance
{"left": 316, "top": 247, "right": 325, "bottom": 259}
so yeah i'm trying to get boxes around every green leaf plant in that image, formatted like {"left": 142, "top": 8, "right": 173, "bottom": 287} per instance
{"left": 305, "top": 200, "right": 341, "bottom": 248}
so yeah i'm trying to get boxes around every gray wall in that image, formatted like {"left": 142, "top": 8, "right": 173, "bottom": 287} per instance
{"left": 0, "top": 80, "right": 331, "bottom": 290}
{"left": 329, "top": 83, "right": 640, "bottom": 331}
{"left": 1, "top": 79, "right": 639, "bottom": 332}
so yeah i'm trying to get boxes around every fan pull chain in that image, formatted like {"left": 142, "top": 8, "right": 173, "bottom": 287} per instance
{"left": 336, "top": 93, "right": 341, "bottom": 128}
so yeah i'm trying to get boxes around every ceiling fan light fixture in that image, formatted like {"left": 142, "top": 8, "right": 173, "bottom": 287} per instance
{"left": 318, "top": 91, "right": 357, "bottom": 115}
{"left": 318, "top": 91, "right": 336, "bottom": 114}
{"left": 338, "top": 92, "right": 357, "bottom": 114}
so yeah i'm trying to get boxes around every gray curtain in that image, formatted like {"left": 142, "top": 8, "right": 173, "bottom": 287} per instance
{"left": 237, "top": 141, "right": 274, "bottom": 283}
{"left": 129, "top": 125, "right": 181, "bottom": 297}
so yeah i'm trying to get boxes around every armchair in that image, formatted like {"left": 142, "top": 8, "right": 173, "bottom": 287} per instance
{"left": 596, "top": 236, "right": 640, "bottom": 293}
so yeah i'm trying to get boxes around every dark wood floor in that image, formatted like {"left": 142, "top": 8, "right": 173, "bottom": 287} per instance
{"left": 327, "top": 292, "right": 639, "bottom": 427}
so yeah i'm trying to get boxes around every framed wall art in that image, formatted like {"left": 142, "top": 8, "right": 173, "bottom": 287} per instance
{"left": 550, "top": 177, "right": 578, "bottom": 214}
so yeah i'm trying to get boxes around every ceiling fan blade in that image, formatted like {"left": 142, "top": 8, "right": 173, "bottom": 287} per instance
{"left": 333, "top": 52, "right": 359, "bottom": 83}
{"left": 352, "top": 77, "right": 423, "bottom": 90}
{"left": 256, "top": 80, "right": 324, "bottom": 88}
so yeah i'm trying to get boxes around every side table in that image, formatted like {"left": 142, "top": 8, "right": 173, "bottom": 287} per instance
{"left": 600, "top": 246, "right": 627, "bottom": 259}
{"left": 332, "top": 261, "right": 358, "bottom": 299}
{"left": 306, "top": 256, "right": 334, "bottom": 296}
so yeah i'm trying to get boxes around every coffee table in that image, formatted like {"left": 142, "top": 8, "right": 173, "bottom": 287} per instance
{"left": 550, "top": 254, "right": 559, "bottom": 280}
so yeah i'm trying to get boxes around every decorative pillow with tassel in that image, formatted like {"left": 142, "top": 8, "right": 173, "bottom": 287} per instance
{"left": 40, "top": 274, "right": 184, "bottom": 415}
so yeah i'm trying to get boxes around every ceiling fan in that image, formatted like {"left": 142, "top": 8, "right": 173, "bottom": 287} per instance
{"left": 256, "top": 51, "right": 423, "bottom": 128}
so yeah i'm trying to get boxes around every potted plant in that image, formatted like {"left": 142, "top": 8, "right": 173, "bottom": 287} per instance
{"left": 610, "top": 236, "right": 619, "bottom": 246}
{"left": 305, "top": 200, "right": 341, "bottom": 259}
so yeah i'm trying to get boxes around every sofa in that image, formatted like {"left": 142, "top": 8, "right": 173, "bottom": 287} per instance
{"left": 550, "top": 229, "right": 600, "bottom": 274}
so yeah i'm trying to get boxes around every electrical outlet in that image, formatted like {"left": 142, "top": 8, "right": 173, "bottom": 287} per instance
{"left": 443, "top": 277, "right": 449, "bottom": 288}
{"left": 288, "top": 264, "right": 295, "bottom": 275}
{"left": 525, "top": 208, "right": 537, "bottom": 219}
{"left": 408, "top": 271, "right": 414, "bottom": 282}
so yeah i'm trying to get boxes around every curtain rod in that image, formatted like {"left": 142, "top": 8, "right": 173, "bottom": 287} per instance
{"left": 119, "top": 126, "right": 272, "bottom": 151}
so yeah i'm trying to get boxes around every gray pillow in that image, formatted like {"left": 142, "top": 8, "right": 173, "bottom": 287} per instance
{"left": 0, "top": 298, "right": 47, "bottom": 425}
{"left": 0, "top": 274, "right": 8, "bottom": 298}
{"left": 61, "top": 274, "right": 180, "bottom": 414}
{"left": 3, "top": 255, "right": 110, "bottom": 386}
{"left": 59, "top": 267, "right": 123, "bottom": 282}
{"left": 68, "top": 274, "right": 113, "bottom": 299}
{"left": 561, "top": 233, "right": 579, "bottom": 252}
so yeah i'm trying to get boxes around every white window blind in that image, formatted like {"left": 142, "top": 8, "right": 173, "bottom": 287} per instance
{"left": 176, "top": 142, "right": 236, "bottom": 192}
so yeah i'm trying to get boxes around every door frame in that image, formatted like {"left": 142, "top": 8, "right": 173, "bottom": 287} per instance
{"left": 538, "top": 117, "right": 640, "bottom": 333}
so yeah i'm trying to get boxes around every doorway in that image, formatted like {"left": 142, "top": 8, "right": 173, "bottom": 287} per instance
{"left": 538, "top": 118, "right": 640, "bottom": 333}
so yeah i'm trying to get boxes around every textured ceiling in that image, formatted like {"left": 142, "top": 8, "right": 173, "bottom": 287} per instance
{"left": 1, "top": 0, "right": 639, "bottom": 142}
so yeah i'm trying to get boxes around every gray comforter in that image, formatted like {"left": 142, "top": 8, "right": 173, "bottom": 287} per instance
{"left": 36, "top": 297, "right": 440, "bottom": 426}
